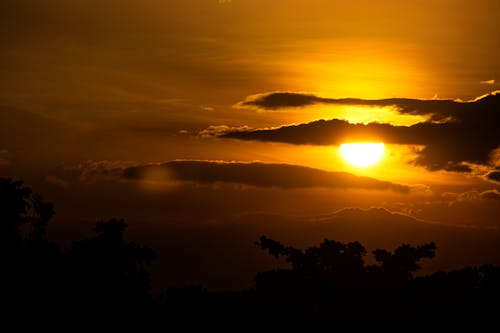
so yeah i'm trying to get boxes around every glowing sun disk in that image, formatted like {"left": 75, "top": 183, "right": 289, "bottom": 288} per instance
{"left": 340, "top": 143, "right": 385, "bottom": 167}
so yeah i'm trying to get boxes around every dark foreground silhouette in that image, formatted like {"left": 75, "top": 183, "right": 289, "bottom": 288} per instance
{"left": 2, "top": 177, "right": 499, "bottom": 330}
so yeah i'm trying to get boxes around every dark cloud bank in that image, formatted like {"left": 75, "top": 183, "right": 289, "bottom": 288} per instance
{"left": 227, "top": 91, "right": 500, "bottom": 172}
{"left": 481, "top": 189, "right": 500, "bottom": 200}
{"left": 240, "top": 91, "right": 496, "bottom": 122}
{"left": 122, "top": 160, "right": 408, "bottom": 192}
{"left": 487, "top": 171, "right": 500, "bottom": 182}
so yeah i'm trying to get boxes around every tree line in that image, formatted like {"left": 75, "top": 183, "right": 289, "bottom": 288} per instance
{"left": 1, "top": 177, "right": 499, "bottom": 330}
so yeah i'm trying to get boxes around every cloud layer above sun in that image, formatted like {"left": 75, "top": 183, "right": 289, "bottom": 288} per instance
{"left": 221, "top": 91, "right": 500, "bottom": 173}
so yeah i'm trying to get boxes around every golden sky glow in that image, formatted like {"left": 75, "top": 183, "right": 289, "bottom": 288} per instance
{"left": 288, "top": 39, "right": 430, "bottom": 99}
{"left": 306, "top": 105, "right": 428, "bottom": 126}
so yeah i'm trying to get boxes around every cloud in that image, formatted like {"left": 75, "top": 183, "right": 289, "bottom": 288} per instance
{"left": 239, "top": 90, "right": 500, "bottom": 122}
{"left": 480, "top": 190, "right": 500, "bottom": 200}
{"left": 198, "top": 125, "right": 253, "bottom": 138}
{"left": 44, "top": 175, "right": 69, "bottom": 188}
{"left": 487, "top": 171, "right": 500, "bottom": 182}
{"left": 74, "top": 160, "right": 135, "bottom": 183}
{"left": 239, "top": 91, "right": 488, "bottom": 122}
{"left": 239, "top": 92, "right": 327, "bottom": 109}
{"left": 480, "top": 79, "right": 495, "bottom": 85}
{"left": 441, "top": 190, "right": 500, "bottom": 203}
{"left": 223, "top": 92, "right": 500, "bottom": 172}
{"left": 122, "top": 160, "right": 409, "bottom": 193}
{"left": 73, "top": 159, "right": 408, "bottom": 192}
{"left": 314, "top": 207, "right": 422, "bottom": 225}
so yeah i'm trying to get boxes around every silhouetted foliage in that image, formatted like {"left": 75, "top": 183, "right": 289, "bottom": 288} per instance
{"left": 257, "top": 235, "right": 367, "bottom": 274}
{"left": 0, "top": 177, "right": 54, "bottom": 245}
{"left": 64, "top": 217, "right": 156, "bottom": 314}
{"left": 252, "top": 236, "right": 495, "bottom": 330}
{"left": 1, "top": 177, "right": 156, "bottom": 324}
{"left": 255, "top": 235, "right": 435, "bottom": 291}
{"left": 1, "top": 178, "right": 60, "bottom": 315}
{"left": 372, "top": 242, "right": 436, "bottom": 282}
{"left": 2, "top": 177, "right": 500, "bottom": 330}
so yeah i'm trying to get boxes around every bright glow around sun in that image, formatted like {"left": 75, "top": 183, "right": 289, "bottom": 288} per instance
{"left": 340, "top": 143, "right": 385, "bottom": 167}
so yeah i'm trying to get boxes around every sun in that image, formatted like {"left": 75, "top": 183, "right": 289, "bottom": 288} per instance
{"left": 340, "top": 143, "right": 385, "bottom": 167}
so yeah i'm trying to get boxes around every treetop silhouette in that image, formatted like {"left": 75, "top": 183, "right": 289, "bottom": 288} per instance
{"left": 2, "top": 177, "right": 499, "bottom": 329}
{"left": 256, "top": 235, "right": 435, "bottom": 281}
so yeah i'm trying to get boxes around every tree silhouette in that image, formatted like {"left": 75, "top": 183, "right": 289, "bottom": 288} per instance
{"left": 64, "top": 218, "right": 157, "bottom": 316}
{"left": 371, "top": 242, "right": 436, "bottom": 282}
{"left": 0, "top": 177, "right": 60, "bottom": 315}
{"left": 0, "top": 177, "right": 54, "bottom": 245}
{"left": 256, "top": 235, "right": 366, "bottom": 275}
{"left": 254, "top": 236, "right": 440, "bottom": 329}
{"left": 1, "top": 177, "right": 158, "bottom": 323}
{"left": 2, "top": 177, "right": 500, "bottom": 329}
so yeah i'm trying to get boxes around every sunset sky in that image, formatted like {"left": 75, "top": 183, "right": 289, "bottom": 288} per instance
{"left": 1, "top": 0, "right": 499, "bottom": 290}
